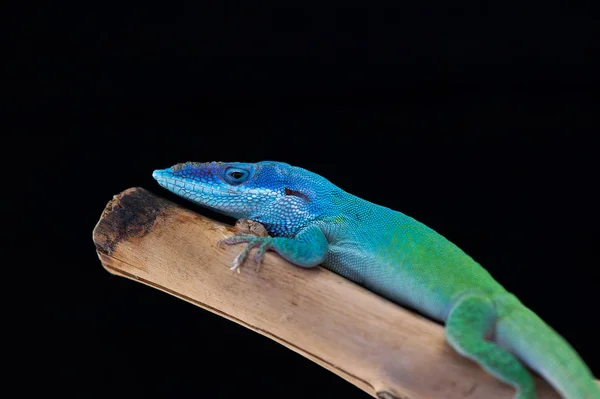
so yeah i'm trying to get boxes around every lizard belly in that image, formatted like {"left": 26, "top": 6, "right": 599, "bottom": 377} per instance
{"left": 317, "top": 209, "right": 505, "bottom": 322}
{"left": 323, "top": 244, "right": 452, "bottom": 321}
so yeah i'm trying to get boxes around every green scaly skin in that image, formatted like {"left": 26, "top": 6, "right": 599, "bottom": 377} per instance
{"left": 153, "top": 161, "right": 599, "bottom": 399}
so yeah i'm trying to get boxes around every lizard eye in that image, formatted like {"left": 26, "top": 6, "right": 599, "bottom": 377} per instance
{"left": 224, "top": 167, "right": 250, "bottom": 185}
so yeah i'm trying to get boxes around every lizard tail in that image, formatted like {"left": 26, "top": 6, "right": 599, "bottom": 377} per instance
{"left": 494, "top": 294, "right": 600, "bottom": 399}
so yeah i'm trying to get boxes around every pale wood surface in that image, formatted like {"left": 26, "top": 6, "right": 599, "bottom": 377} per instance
{"left": 93, "top": 187, "right": 599, "bottom": 399}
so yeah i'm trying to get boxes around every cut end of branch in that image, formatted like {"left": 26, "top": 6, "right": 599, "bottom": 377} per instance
{"left": 93, "top": 187, "right": 172, "bottom": 256}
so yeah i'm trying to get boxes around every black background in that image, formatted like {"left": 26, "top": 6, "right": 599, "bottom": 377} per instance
{"left": 8, "top": 1, "right": 600, "bottom": 398}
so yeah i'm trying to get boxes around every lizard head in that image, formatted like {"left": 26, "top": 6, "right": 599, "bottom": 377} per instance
{"left": 152, "top": 161, "right": 332, "bottom": 235}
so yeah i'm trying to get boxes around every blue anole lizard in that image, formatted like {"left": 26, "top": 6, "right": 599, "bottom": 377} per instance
{"left": 153, "top": 161, "right": 599, "bottom": 399}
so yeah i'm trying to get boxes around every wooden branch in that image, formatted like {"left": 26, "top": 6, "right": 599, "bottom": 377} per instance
{"left": 92, "top": 188, "right": 599, "bottom": 399}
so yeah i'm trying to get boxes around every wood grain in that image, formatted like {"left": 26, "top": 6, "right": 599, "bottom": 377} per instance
{"left": 93, "top": 187, "right": 599, "bottom": 399}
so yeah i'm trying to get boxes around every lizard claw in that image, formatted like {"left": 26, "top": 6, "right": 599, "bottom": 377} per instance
{"left": 218, "top": 234, "right": 273, "bottom": 272}
{"left": 230, "top": 250, "right": 247, "bottom": 273}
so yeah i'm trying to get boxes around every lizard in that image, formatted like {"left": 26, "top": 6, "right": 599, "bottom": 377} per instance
{"left": 152, "top": 160, "right": 599, "bottom": 399}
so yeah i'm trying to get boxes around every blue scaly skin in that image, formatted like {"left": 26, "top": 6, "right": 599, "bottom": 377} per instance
{"left": 153, "top": 161, "right": 599, "bottom": 399}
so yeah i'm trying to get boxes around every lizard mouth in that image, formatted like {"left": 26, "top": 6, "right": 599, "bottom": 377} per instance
{"left": 152, "top": 168, "right": 234, "bottom": 198}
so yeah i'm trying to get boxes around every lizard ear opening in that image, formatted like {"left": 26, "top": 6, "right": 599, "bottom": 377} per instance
{"left": 284, "top": 187, "right": 310, "bottom": 202}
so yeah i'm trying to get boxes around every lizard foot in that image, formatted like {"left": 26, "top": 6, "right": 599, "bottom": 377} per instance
{"left": 218, "top": 234, "right": 273, "bottom": 272}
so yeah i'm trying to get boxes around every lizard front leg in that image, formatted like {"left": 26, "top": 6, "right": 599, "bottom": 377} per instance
{"left": 219, "top": 224, "right": 328, "bottom": 272}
